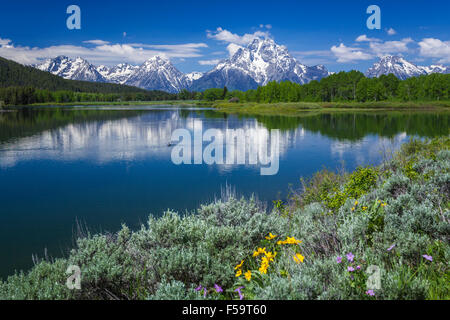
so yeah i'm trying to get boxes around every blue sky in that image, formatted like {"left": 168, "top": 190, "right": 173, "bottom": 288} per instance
{"left": 0, "top": 0, "right": 449, "bottom": 73}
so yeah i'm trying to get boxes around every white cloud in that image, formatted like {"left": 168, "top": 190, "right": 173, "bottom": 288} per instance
{"left": 292, "top": 50, "right": 335, "bottom": 65}
{"left": 418, "top": 38, "right": 450, "bottom": 63}
{"left": 198, "top": 59, "right": 221, "bottom": 65}
{"left": 330, "top": 43, "right": 373, "bottom": 63}
{"left": 369, "top": 38, "right": 414, "bottom": 56}
{"left": 386, "top": 28, "right": 397, "bottom": 36}
{"left": 207, "top": 27, "right": 270, "bottom": 46}
{"left": 226, "top": 43, "right": 243, "bottom": 56}
{"left": 0, "top": 37, "right": 208, "bottom": 66}
{"left": 259, "top": 24, "right": 272, "bottom": 30}
{"left": 332, "top": 37, "right": 414, "bottom": 63}
{"left": 355, "top": 34, "right": 381, "bottom": 42}
{"left": 83, "top": 40, "right": 110, "bottom": 45}
{"left": 0, "top": 38, "right": 12, "bottom": 46}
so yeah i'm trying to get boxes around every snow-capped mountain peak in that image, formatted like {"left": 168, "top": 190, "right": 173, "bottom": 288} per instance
{"left": 124, "top": 56, "right": 186, "bottom": 93}
{"left": 420, "top": 64, "right": 449, "bottom": 74}
{"left": 184, "top": 71, "right": 204, "bottom": 82}
{"left": 365, "top": 55, "right": 449, "bottom": 79}
{"left": 182, "top": 72, "right": 204, "bottom": 87}
{"left": 36, "top": 56, "right": 106, "bottom": 82}
{"left": 190, "top": 37, "right": 329, "bottom": 91}
{"left": 97, "top": 63, "right": 139, "bottom": 84}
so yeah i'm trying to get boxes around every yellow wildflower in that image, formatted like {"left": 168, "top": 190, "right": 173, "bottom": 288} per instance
{"left": 362, "top": 206, "right": 368, "bottom": 211}
{"left": 354, "top": 201, "right": 358, "bottom": 206}
{"left": 253, "top": 247, "right": 267, "bottom": 257}
{"left": 244, "top": 270, "right": 252, "bottom": 281}
{"left": 235, "top": 269, "right": 242, "bottom": 277}
{"left": 265, "top": 233, "right": 277, "bottom": 240}
{"left": 259, "top": 263, "right": 268, "bottom": 274}
{"left": 265, "top": 251, "right": 277, "bottom": 261}
{"left": 293, "top": 253, "right": 305, "bottom": 264}
{"left": 235, "top": 260, "right": 244, "bottom": 270}
{"left": 381, "top": 203, "right": 387, "bottom": 207}
{"left": 285, "top": 236, "right": 302, "bottom": 245}
{"left": 278, "top": 236, "right": 302, "bottom": 245}
{"left": 351, "top": 207, "right": 355, "bottom": 211}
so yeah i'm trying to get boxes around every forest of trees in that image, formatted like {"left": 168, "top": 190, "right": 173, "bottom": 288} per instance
{"left": 0, "top": 87, "right": 180, "bottom": 106}
{"left": 201, "top": 71, "right": 450, "bottom": 103}
{"left": 0, "top": 57, "right": 178, "bottom": 106}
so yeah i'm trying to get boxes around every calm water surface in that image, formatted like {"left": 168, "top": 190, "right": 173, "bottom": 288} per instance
{"left": 0, "top": 106, "right": 448, "bottom": 278}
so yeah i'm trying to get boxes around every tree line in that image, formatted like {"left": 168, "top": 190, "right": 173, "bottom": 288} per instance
{"left": 0, "top": 87, "right": 180, "bottom": 106}
{"left": 201, "top": 71, "right": 449, "bottom": 103}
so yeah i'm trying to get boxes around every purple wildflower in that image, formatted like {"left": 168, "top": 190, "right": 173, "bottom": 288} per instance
{"left": 214, "top": 284, "right": 223, "bottom": 293}
{"left": 346, "top": 252, "right": 355, "bottom": 262}
{"left": 347, "top": 266, "right": 355, "bottom": 272}
{"left": 336, "top": 256, "right": 342, "bottom": 264}
{"left": 356, "top": 265, "right": 361, "bottom": 270}
{"left": 234, "top": 286, "right": 245, "bottom": 300}
{"left": 366, "top": 290, "right": 375, "bottom": 296}
{"left": 203, "top": 287, "right": 207, "bottom": 298}
{"left": 195, "top": 285, "right": 202, "bottom": 292}
{"left": 387, "top": 244, "right": 396, "bottom": 251}
{"left": 423, "top": 255, "right": 433, "bottom": 262}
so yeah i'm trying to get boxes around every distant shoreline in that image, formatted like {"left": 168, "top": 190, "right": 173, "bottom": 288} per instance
{"left": 27, "top": 100, "right": 198, "bottom": 107}
{"left": 3, "top": 100, "right": 450, "bottom": 117}
{"left": 207, "top": 100, "right": 450, "bottom": 116}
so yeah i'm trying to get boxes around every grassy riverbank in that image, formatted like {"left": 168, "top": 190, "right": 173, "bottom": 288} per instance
{"left": 208, "top": 100, "right": 450, "bottom": 116}
{"left": 9, "top": 100, "right": 450, "bottom": 115}
{"left": 0, "top": 137, "right": 448, "bottom": 300}
{"left": 27, "top": 100, "right": 199, "bottom": 107}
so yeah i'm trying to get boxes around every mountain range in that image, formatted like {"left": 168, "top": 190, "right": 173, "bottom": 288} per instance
{"left": 365, "top": 55, "right": 449, "bottom": 80}
{"left": 35, "top": 38, "right": 449, "bottom": 92}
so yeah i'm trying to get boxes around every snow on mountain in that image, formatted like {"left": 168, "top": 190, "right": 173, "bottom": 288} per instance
{"left": 420, "top": 65, "right": 450, "bottom": 75}
{"left": 33, "top": 38, "right": 331, "bottom": 92}
{"left": 182, "top": 72, "right": 204, "bottom": 86}
{"left": 190, "top": 38, "right": 329, "bottom": 91}
{"left": 124, "top": 56, "right": 187, "bottom": 93}
{"left": 36, "top": 56, "right": 106, "bottom": 82}
{"left": 32, "top": 47, "right": 449, "bottom": 94}
{"left": 97, "top": 63, "right": 139, "bottom": 84}
{"left": 35, "top": 55, "right": 188, "bottom": 92}
{"left": 365, "top": 56, "right": 449, "bottom": 80}
{"left": 96, "top": 65, "right": 110, "bottom": 78}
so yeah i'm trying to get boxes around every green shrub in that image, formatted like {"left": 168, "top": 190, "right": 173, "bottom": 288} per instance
{"left": 321, "top": 166, "right": 379, "bottom": 212}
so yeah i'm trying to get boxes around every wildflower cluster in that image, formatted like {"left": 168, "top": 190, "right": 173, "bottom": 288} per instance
{"left": 336, "top": 252, "right": 371, "bottom": 298}
{"left": 351, "top": 199, "right": 387, "bottom": 212}
{"left": 253, "top": 247, "right": 277, "bottom": 275}
{"left": 231, "top": 233, "right": 305, "bottom": 300}
{"left": 194, "top": 283, "right": 223, "bottom": 299}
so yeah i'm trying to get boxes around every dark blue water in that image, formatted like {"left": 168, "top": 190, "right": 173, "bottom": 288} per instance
{"left": 0, "top": 106, "right": 448, "bottom": 278}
